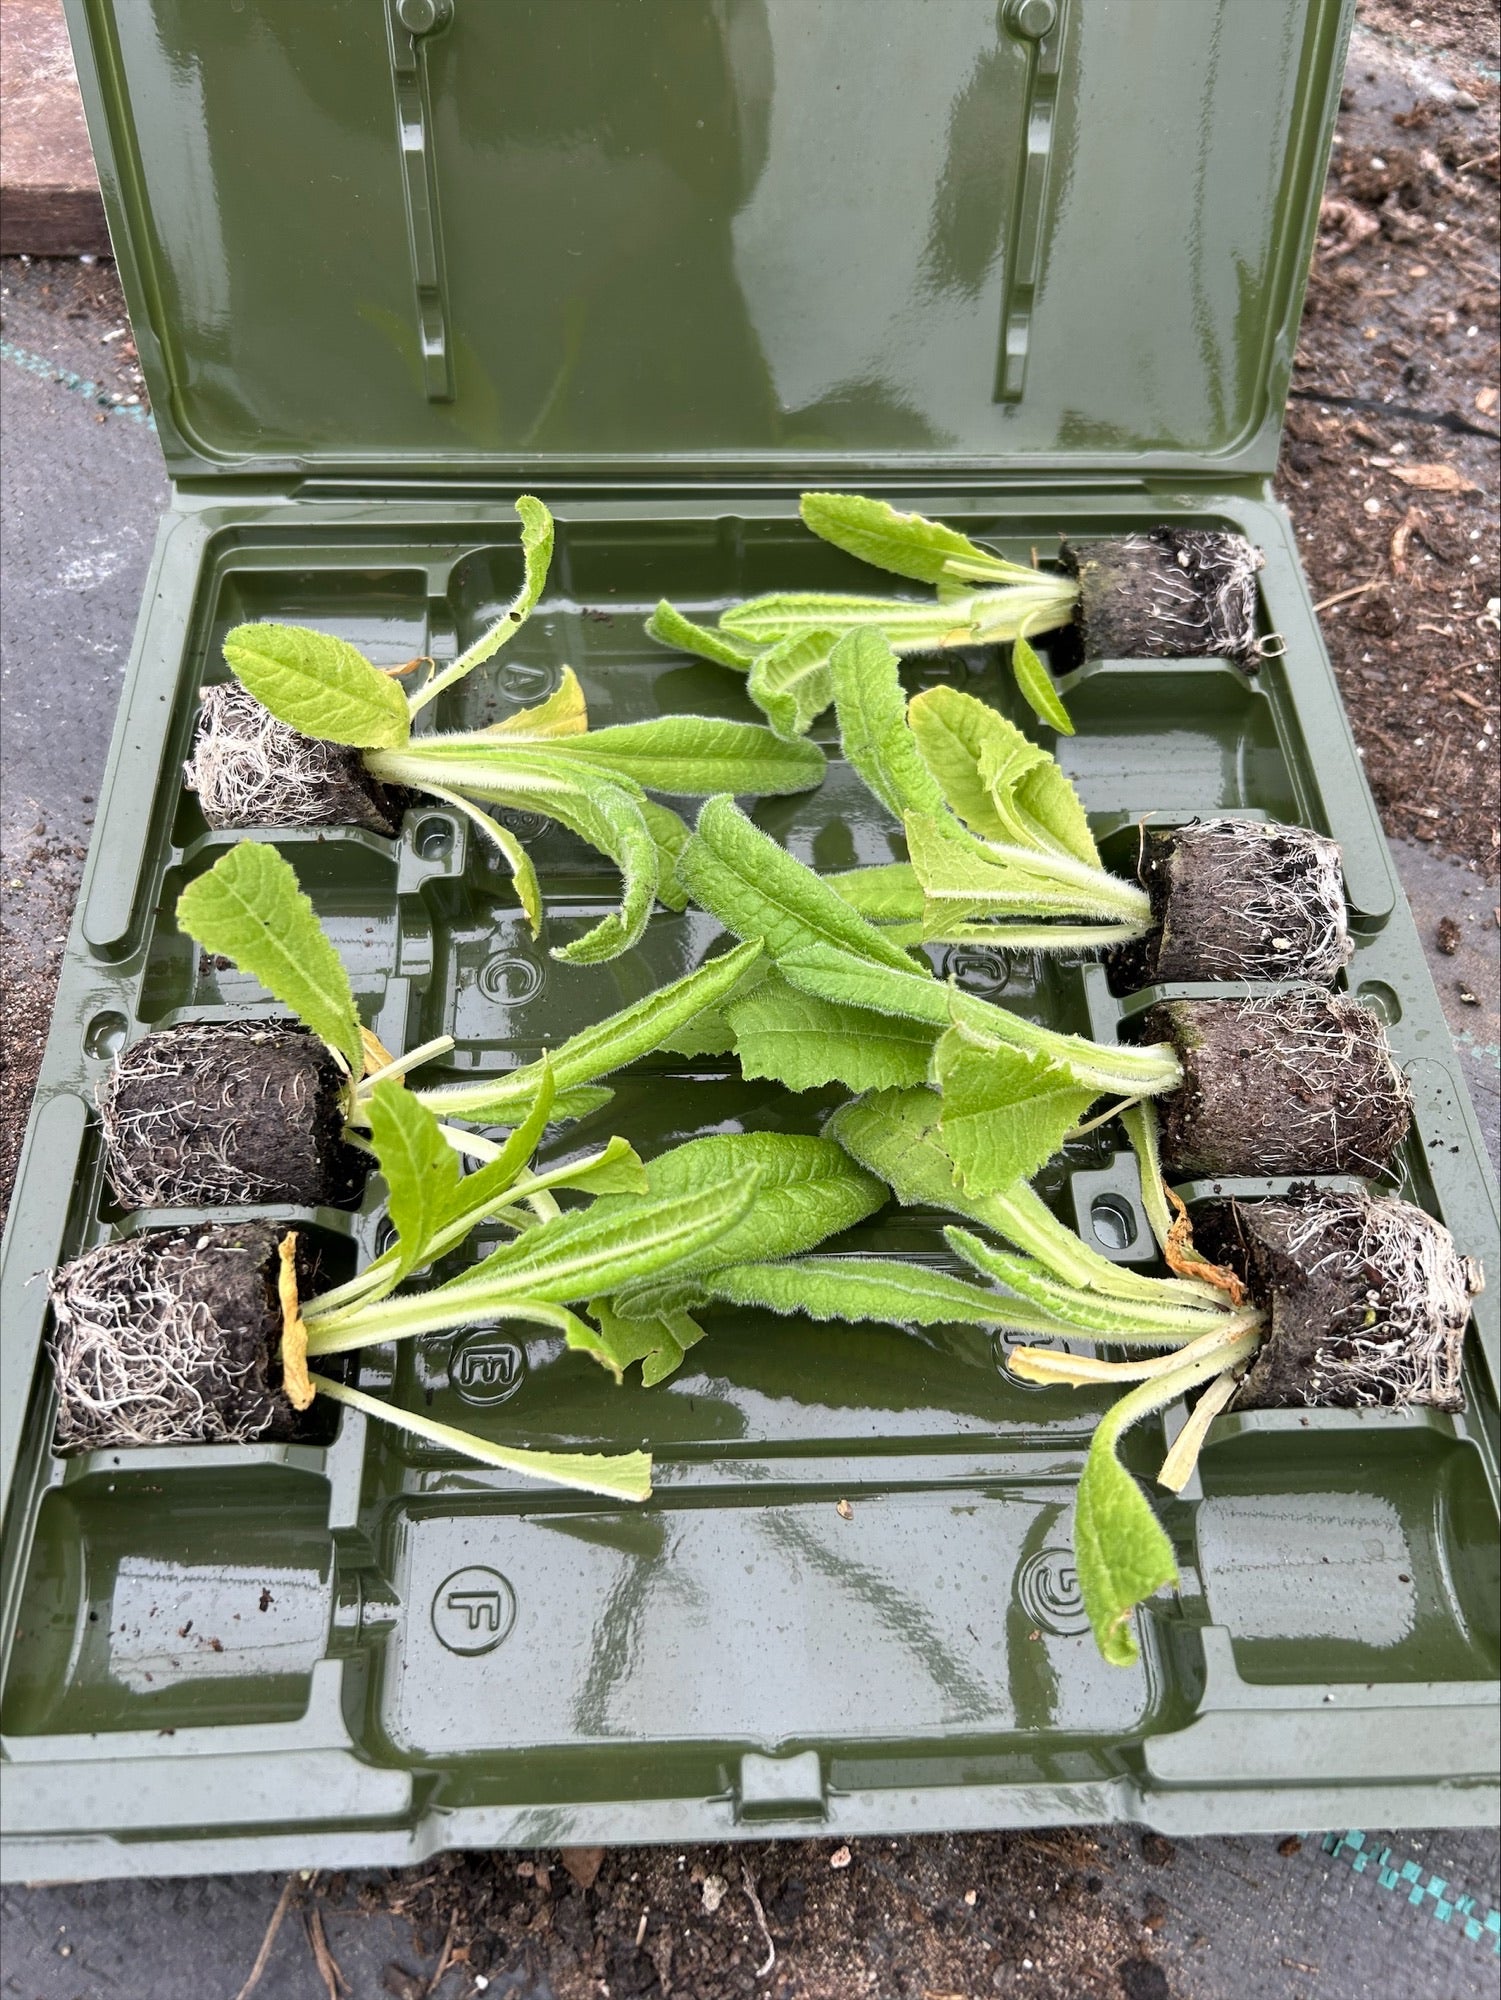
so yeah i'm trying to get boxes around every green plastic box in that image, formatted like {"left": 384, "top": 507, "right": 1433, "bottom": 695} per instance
{"left": 2, "top": 0, "right": 1496, "bottom": 1877}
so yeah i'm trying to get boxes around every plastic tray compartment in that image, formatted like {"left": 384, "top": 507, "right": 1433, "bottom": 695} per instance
{"left": 1, "top": 490, "right": 1496, "bottom": 1878}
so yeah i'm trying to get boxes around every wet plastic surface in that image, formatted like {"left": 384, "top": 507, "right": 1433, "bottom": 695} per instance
{"left": 1, "top": 493, "right": 1496, "bottom": 1877}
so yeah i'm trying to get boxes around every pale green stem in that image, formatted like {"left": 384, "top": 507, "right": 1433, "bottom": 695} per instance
{"left": 968, "top": 841, "right": 1152, "bottom": 923}
{"left": 312, "top": 1374, "right": 652, "bottom": 1501}
{"left": 1007, "top": 1310, "right": 1263, "bottom": 1387}
{"left": 351, "top": 1034, "right": 456, "bottom": 1101}
{"left": 1094, "top": 1329, "right": 1265, "bottom": 1461}
{"left": 307, "top": 1295, "right": 580, "bottom": 1359}
{"left": 919, "top": 921, "right": 1145, "bottom": 951}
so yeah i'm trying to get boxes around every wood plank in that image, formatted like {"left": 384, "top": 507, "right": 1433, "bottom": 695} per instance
{"left": 0, "top": 0, "right": 109, "bottom": 256}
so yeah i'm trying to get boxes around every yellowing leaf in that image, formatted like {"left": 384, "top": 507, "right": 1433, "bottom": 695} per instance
{"left": 484, "top": 666, "right": 588, "bottom": 738}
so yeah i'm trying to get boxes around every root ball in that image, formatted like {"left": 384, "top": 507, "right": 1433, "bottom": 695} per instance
{"left": 100, "top": 1021, "right": 366, "bottom": 1210}
{"left": 1112, "top": 818, "right": 1351, "bottom": 990}
{"left": 49, "top": 1222, "right": 316, "bottom": 1451}
{"left": 1063, "top": 528, "right": 1263, "bottom": 662}
{"left": 1196, "top": 1188, "right": 1480, "bottom": 1412}
{"left": 185, "top": 682, "right": 408, "bottom": 836}
{"left": 1147, "top": 992, "right": 1412, "bottom": 1178}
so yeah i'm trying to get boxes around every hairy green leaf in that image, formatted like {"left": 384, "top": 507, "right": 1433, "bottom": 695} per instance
{"left": 799, "top": 492, "right": 1024, "bottom": 585}
{"left": 416, "top": 941, "right": 765, "bottom": 1124}
{"left": 562, "top": 715, "right": 826, "bottom": 796}
{"left": 418, "top": 782, "right": 544, "bottom": 934}
{"left": 646, "top": 601, "right": 757, "bottom": 672}
{"left": 579, "top": 1297, "right": 709, "bottom": 1386}
{"left": 825, "top": 862, "right": 926, "bottom": 924}
{"left": 601, "top": 1133, "right": 885, "bottom": 1292}
{"left": 904, "top": 814, "right": 1097, "bottom": 922}
{"left": 222, "top": 623, "right": 412, "bottom": 751}
{"left": 410, "top": 498, "right": 554, "bottom": 717}
{"left": 365, "top": 1081, "right": 463, "bottom": 1285}
{"left": 1074, "top": 1389, "right": 1178, "bottom": 1667}
{"left": 702, "top": 1256, "right": 1006, "bottom": 1327}
{"left": 678, "top": 796, "right": 917, "bottom": 972}
{"left": 780, "top": 940, "right": 1175, "bottom": 1094}
{"left": 828, "top": 629, "right": 950, "bottom": 823}
{"left": 747, "top": 629, "right": 838, "bottom": 739}
{"left": 727, "top": 971, "right": 935, "bottom": 1093}
{"left": 312, "top": 1373, "right": 651, "bottom": 1500}
{"left": 934, "top": 1022, "right": 1099, "bottom": 1195}
{"left": 722, "top": 592, "right": 974, "bottom": 651}
{"left": 1013, "top": 758, "right": 1101, "bottom": 869}
{"left": 640, "top": 798, "right": 693, "bottom": 912}
{"left": 1012, "top": 632, "right": 1075, "bottom": 736}
{"left": 906, "top": 684, "right": 1048, "bottom": 841}
{"left": 176, "top": 841, "right": 364, "bottom": 1076}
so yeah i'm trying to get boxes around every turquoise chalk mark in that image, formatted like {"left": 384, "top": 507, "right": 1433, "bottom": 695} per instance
{"left": 1453, "top": 1028, "right": 1501, "bottom": 1073}
{"left": 0, "top": 337, "right": 156, "bottom": 429}
{"left": 1324, "top": 1831, "right": 1501, "bottom": 1954}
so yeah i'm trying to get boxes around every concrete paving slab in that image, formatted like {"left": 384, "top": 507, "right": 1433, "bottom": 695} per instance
{"left": 0, "top": 0, "right": 109, "bottom": 257}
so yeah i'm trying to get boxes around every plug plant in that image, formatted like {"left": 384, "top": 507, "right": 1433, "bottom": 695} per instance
{"left": 676, "top": 792, "right": 1411, "bottom": 1186}
{"left": 101, "top": 839, "right": 766, "bottom": 1211}
{"left": 186, "top": 498, "right": 826, "bottom": 965}
{"left": 648, "top": 493, "right": 1266, "bottom": 736}
{"left": 684, "top": 1087, "right": 1478, "bottom": 1665}
{"left": 53, "top": 1073, "right": 879, "bottom": 1494}
{"left": 818, "top": 627, "right": 1352, "bottom": 987}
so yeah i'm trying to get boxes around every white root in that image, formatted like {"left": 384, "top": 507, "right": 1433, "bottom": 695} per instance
{"left": 49, "top": 1230, "right": 284, "bottom": 1448}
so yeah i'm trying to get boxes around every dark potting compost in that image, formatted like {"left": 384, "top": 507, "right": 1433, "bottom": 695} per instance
{"left": 1197, "top": 1189, "right": 1482, "bottom": 1412}
{"left": 99, "top": 1020, "right": 366, "bottom": 1211}
{"left": 1109, "top": 818, "right": 1352, "bottom": 992}
{"left": 1061, "top": 528, "right": 1264, "bottom": 663}
{"left": 48, "top": 1221, "right": 323, "bottom": 1451}
{"left": 1145, "top": 993, "right": 1413, "bottom": 1177}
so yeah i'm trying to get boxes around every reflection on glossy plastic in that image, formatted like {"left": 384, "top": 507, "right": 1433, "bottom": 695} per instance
{"left": 81, "top": 0, "right": 1348, "bottom": 475}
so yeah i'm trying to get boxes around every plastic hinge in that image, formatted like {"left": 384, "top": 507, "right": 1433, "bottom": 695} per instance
{"left": 737, "top": 1750, "right": 826, "bottom": 1821}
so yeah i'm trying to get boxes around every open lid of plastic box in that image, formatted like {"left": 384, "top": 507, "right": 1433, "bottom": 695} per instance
{"left": 65, "top": 0, "right": 1350, "bottom": 484}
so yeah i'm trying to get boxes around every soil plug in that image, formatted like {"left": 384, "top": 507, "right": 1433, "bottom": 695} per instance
{"left": 185, "top": 498, "right": 826, "bottom": 965}
{"left": 1108, "top": 819, "right": 1352, "bottom": 990}
{"left": 100, "top": 1020, "right": 365, "bottom": 1210}
{"left": 1142, "top": 993, "right": 1412, "bottom": 1178}
{"left": 649, "top": 493, "right": 1268, "bottom": 737}
{"left": 814, "top": 629, "right": 1352, "bottom": 981}
{"left": 1196, "top": 1188, "right": 1481, "bottom": 1413}
{"left": 101, "top": 840, "right": 768, "bottom": 1210}
{"left": 50, "top": 1221, "right": 321, "bottom": 1450}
